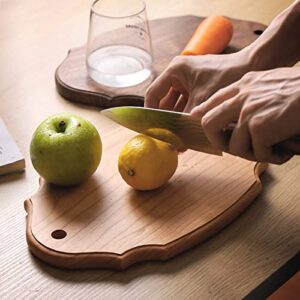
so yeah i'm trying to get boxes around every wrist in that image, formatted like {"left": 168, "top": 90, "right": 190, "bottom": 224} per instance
{"left": 238, "top": 45, "right": 271, "bottom": 72}
{"left": 228, "top": 50, "right": 254, "bottom": 77}
{"left": 239, "top": 1, "right": 300, "bottom": 71}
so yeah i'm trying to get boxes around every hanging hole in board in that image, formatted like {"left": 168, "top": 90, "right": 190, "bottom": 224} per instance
{"left": 254, "top": 29, "right": 264, "bottom": 35}
{"left": 51, "top": 229, "right": 67, "bottom": 239}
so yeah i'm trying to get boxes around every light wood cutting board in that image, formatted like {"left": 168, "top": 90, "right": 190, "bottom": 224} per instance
{"left": 24, "top": 128, "right": 267, "bottom": 270}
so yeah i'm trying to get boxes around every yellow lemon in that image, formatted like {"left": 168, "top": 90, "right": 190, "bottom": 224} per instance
{"left": 118, "top": 134, "right": 178, "bottom": 191}
{"left": 144, "top": 128, "right": 186, "bottom": 152}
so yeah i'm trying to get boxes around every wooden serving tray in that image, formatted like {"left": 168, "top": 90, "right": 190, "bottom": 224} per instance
{"left": 25, "top": 129, "right": 267, "bottom": 270}
{"left": 55, "top": 15, "right": 266, "bottom": 107}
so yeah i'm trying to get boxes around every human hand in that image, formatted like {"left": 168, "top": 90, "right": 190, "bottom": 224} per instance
{"left": 145, "top": 51, "right": 251, "bottom": 113}
{"left": 191, "top": 68, "right": 300, "bottom": 164}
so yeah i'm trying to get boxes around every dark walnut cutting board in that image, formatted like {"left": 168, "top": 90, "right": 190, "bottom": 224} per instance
{"left": 55, "top": 15, "right": 267, "bottom": 107}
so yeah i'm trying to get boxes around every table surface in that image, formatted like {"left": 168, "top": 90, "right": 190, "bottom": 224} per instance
{"left": 1, "top": 0, "right": 299, "bottom": 299}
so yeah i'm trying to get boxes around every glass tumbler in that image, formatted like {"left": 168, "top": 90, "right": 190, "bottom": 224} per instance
{"left": 86, "top": 0, "right": 153, "bottom": 88}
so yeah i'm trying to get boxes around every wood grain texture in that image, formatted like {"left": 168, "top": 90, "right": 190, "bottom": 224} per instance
{"left": 1, "top": 0, "right": 299, "bottom": 299}
{"left": 55, "top": 15, "right": 266, "bottom": 107}
{"left": 24, "top": 140, "right": 267, "bottom": 269}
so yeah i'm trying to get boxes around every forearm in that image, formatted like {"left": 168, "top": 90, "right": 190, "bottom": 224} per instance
{"left": 242, "top": 0, "right": 300, "bottom": 70}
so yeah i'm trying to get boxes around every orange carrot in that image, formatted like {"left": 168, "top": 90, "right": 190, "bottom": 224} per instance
{"left": 181, "top": 15, "right": 233, "bottom": 56}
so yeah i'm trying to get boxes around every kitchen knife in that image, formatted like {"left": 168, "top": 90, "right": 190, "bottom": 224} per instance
{"left": 101, "top": 106, "right": 222, "bottom": 155}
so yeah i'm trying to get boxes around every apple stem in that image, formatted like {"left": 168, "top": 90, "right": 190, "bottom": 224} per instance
{"left": 58, "top": 120, "right": 66, "bottom": 133}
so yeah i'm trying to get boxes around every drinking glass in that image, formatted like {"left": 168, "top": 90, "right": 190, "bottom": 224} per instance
{"left": 86, "top": 0, "right": 153, "bottom": 88}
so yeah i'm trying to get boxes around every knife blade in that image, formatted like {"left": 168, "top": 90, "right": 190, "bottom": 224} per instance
{"left": 101, "top": 106, "right": 222, "bottom": 155}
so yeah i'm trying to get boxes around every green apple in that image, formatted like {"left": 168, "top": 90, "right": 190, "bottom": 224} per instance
{"left": 30, "top": 113, "right": 102, "bottom": 186}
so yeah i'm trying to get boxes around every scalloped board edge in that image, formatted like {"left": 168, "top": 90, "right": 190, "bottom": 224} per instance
{"left": 55, "top": 70, "right": 145, "bottom": 108}
{"left": 24, "top": 162, "right": 267, "bottom": 270}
